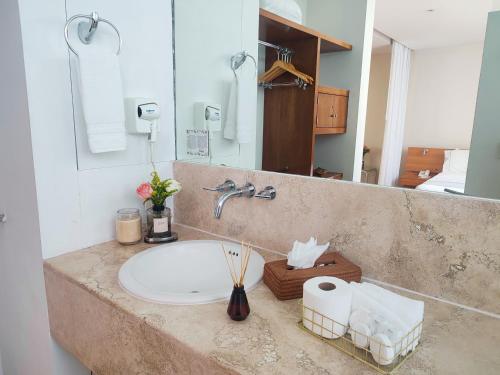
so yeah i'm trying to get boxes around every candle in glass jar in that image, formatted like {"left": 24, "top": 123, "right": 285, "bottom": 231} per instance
{"left": 116, "top": 208, "right": 142, "bottom": 245}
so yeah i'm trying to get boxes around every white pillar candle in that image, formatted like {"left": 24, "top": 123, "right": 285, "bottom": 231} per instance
{"left": 116, "top": 209, "right": 142, "bottom": 245}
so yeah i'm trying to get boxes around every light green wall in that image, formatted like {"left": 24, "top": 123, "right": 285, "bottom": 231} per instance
{"left": 308, "top": 0, "right": 375, "bottom": 181}
{"left": 465, "top": 11, "right": 500, "bottom": 200}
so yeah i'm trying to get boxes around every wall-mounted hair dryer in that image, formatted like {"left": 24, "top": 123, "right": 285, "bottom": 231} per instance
{"left": 125, "top": 98, "right": 161, "bottom": 142}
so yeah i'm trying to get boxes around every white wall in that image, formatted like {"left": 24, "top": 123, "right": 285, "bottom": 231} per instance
{"left": 364, "top": 52, "right": 391, "bottom": 171}
{"left": 403, "top": 43, "right": 484, "bottom": 150}
{"left": 310, "top": 0, "right": 375, "bottom": 182}
{"left": 18, "top": 0, "right": 175, "bottom": 260}
{"left": 175, "top": 0, "right": 258, "bottom": 169}
{"left": 0, "top": 0, "right": 53, "bottom": 373}
{"left": 15, "top": 0, "right": 176, "bottom": 373}
{"left": 67, "top": 1, "right": 175, "bottom": 171}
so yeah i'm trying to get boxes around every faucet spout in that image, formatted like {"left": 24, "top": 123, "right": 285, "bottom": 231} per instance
{"left": 214, "top": 183, "right": 255, "bottom": 219}
{"left": 215, "top": 190, "right": 242, "bottom": 219}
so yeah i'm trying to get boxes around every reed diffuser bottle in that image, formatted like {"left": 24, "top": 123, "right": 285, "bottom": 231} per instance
{"left": 222, "top": 242, "right": 253, "bottom": 321}
{"left": 227, "top": 285, "right": 250, "bottom": 321}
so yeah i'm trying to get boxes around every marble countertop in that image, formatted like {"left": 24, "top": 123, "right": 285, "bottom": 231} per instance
{"left": 44, "top": 224, "right": 500, "bottom": 375}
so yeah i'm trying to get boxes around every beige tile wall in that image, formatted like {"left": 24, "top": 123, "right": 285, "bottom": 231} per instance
{"left": 173, "top": 162, "right": 500, "bottom": 315}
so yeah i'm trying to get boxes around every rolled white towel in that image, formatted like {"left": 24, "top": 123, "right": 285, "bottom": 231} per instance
{"left": 359, "top": 283, "right": 424, "bottom": 353}
{"left": 376, "top": 320, "right": 406, "bottom": 357}
{"left": 370, "top": 333, "right": 396, "bottom": 366}
{"left": 348, "top": 309, "right": 374, "bottom": 349}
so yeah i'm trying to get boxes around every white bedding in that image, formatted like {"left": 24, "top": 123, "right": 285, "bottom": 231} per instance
{"left": 416, "top": 172, "right": 466, "bottom": 194}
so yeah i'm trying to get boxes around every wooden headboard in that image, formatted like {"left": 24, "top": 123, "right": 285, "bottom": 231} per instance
{"left": 404, "top": 147, "right": 447, "bottom": 173}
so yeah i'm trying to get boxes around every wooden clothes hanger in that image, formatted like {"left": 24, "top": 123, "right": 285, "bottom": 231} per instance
{"left": 259, "top": 51, "right": 314, "bottom": 85}
{"left": 259, "top": 60, "right": 313, "bottom": 84}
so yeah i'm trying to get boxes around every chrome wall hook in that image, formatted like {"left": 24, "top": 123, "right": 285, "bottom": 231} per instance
{"left": 230, "top": 51, "right": 257, "bottom": 78}
{"left": 78, "top": 11, "right": 99, "bottom": 44}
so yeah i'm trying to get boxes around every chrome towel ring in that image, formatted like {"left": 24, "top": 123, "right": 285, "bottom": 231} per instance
{"left": 64, "top": 12, "right": 122, "bottom": 56}
{"left": 231, "top": 51, "right": 257, "bottom": 78}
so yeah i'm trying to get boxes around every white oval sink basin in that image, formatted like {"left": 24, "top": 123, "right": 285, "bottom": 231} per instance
{"left": 118, "top": 240, "right": 265, "bottom": 305}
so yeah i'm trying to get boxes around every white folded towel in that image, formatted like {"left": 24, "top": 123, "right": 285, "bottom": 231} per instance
{"left": 77, "top": 47, "right": 126, "bottom": 153}
{"left": 223, "top": 78, "right": 238, "bottom": 140}
{"left": 223, "top": 61, "right": 255, "bottom": 144}
{"left": 359, "top": 283, "right": 424, "bottom": 352}
{"left": 350, "top": 283, "right": 409, "bottom": 365}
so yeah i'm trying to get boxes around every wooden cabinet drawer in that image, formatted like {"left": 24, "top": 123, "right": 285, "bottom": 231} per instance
{"left": 316, "top": 93, "right": 334, "bottom": 128}
{"left": 315, "top": 87, "right": 349, "bottom": 134}
{"left": 331, "top": 94, "right": 348, "bottom": 128}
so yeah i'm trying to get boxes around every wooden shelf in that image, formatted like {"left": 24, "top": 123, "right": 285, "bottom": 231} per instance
{"left": 314, "top": 127, "right": 346, "bottom": 135}
{"left": 316, "top": 86, "right": 349, "bottom": 96}
{"left": 259, "top": 9, "right": 352, "bottom": 53}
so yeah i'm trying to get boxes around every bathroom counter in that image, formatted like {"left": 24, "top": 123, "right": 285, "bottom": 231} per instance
{"left": 44, "top": 224, "right": 500, "bottom": 375}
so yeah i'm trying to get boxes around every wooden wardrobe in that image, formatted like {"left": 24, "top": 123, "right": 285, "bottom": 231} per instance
{"left": 260, "top": 9, "right": 352, "bottom": 176}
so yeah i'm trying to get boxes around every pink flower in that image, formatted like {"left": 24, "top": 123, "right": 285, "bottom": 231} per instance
{"left": 136, "top": 182, "right": 153, "bottom": 200}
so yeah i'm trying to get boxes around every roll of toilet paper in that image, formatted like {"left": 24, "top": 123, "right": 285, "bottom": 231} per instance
{"left": 303, "top": 277, "right": 352, "bottom": 339}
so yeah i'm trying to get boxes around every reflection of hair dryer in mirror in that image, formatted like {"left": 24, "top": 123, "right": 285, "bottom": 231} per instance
{"left": 138, "top": 102, "right": 160, "bottom": 142}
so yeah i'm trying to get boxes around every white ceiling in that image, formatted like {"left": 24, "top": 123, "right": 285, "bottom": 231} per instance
{"left": 374, "top": 0, "right": 497, "bottom": 50}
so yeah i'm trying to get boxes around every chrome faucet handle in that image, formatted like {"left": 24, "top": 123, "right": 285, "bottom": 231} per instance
{"left": 255, "top": 186, "right": 276, "bottom": 200}
{"left": 203, "top": 179, "right": 236, "bottom": 193}
{"left": 239, "top": 183, "right": 256, "bottom": 197}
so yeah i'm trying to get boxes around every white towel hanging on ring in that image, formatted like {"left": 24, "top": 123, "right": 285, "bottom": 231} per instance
{"left": 77, "top": 46, "right": 126, "bottom": 153}
{"left": 224, "top": 52, "right": 257, "bottom": 144}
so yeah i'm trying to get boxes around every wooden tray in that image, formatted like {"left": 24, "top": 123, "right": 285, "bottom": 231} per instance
{"left": 263, "top": 252, "right": 361, "bottom": 300}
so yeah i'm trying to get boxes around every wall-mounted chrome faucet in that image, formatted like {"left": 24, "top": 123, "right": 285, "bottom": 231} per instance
{"left": 214, "top": 183, "right": 255, "bottom": 219}
{"left": 203, "top": 180, "right": 275, "bottom": 219}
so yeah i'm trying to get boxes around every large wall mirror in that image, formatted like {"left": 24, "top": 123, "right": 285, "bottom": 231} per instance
{"left": 173, "top": 0, "right": 500, "bottom": 201}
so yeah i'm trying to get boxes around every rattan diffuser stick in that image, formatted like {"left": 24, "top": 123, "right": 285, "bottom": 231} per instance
{"left": 221, "top": 241, "right": 252, "bottom": 287}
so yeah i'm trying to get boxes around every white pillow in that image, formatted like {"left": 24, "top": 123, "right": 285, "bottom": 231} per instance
{"left": 260, "top": 0, "right": 303, "bottom": 24}
{"left": 443, "top": 149, "right": 469, "bottom": 174}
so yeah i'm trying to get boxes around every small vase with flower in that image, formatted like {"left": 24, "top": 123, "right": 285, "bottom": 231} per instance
{"left": 136, "top": 171, "right": 182, "bottom": 243}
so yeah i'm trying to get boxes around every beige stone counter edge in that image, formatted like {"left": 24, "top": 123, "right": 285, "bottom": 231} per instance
{"left": 44, "top": 260, "right": 238, "bottom": 374}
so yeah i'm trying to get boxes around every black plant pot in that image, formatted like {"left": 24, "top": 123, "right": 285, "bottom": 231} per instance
{"left": 227, "top": 285, "right": 250, "bottom": 321}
